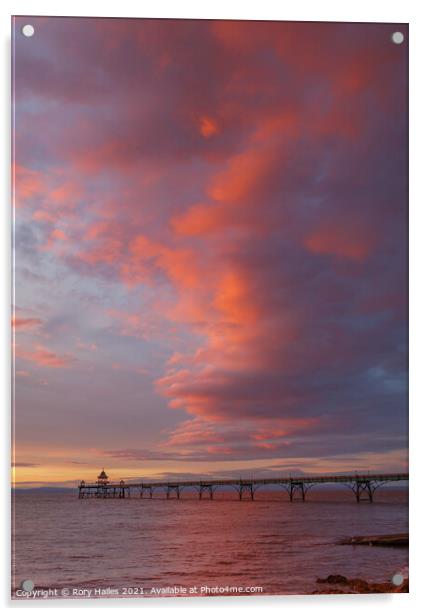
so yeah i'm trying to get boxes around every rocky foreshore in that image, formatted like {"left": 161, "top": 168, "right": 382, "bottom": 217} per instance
{"left": 313, "top": 532, "right": 409, "bottom": 593}
{"left": 313, "top": 574, "right": 408, "bottom": 594}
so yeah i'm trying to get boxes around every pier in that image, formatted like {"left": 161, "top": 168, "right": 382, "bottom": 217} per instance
{"left": 78, "top": 471, "right": 408, "bottom": 503}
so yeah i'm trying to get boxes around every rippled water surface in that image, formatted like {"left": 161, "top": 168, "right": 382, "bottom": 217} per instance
{"left": 12, "top": 489, "right": 408, "bottom": 599}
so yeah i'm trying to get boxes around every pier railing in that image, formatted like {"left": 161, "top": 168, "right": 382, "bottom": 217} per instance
{"left": 78, "top": 472, "right": 408, "bottom": 503}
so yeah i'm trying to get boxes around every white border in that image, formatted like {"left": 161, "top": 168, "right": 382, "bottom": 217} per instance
{"left": 0, "top": 0, "right": 418, "bottom": 22}
{"left": 2, "top": 1, "right": 425, "bottom": 614}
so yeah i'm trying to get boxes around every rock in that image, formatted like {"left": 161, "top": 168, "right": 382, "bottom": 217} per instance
{"left": 315, "top": 574, "right": 409, "bottom": 594}
{"left": 338, "top": 533, "right": 408, "bottom": 547}
{"left": 316, "top": 575, "right": 348, "bottom": 585}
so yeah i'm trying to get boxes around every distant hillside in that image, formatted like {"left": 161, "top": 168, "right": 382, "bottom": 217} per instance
{"left": 12, "top": 487, "right": 76, "bottom": 493}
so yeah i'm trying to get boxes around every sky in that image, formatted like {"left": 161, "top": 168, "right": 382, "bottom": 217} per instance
{"left": 12, "top": 17, "right": 408, "bottom": 487}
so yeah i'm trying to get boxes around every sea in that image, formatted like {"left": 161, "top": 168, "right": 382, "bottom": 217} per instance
{"left": 11, "top": 487, "right": 408, "bottom": 600}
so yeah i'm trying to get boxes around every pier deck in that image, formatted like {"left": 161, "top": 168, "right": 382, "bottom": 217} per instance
{"left": 78, "top": 472, "right": 408, "bottom": 502}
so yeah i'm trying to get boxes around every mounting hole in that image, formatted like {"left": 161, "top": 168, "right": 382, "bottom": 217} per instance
{"left": 21, "top": 579, "right": 34, "bottom": 591}
{"left": 391, "top": 31, "right": 404, "bottom": 45}
{"left": 22, "top": 24, "right": 35, "bottom": 38}
{"left": 392, "top": 573, "right": 404, "bottom": 586}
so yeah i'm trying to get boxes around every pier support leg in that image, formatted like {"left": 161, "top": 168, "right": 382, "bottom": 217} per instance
{"left": 199, "top": 485, "right": 214, "bottom": 500}
{"left": 166, "top": 486, "right": 180, "bottom": 499}
{"left": 355, "top": 480, "right": 373, "bottom": 503}
{"left": 290, "top": 482, "right": 305, "bottom": 502}
{"left": 238, "top": 483, "right": 254, "bottom": 500}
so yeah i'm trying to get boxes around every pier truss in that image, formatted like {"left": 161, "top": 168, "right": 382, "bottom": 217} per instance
{"left": 78, "top": 473, "right": 408, "bottom": 503}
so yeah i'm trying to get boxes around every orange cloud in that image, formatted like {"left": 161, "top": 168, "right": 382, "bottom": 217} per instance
{"left": 214, "top": 269, "right": 259, "bottom": 326}
{"left": 123, "top": 235, "right": 201, "bottom": 289}
{"left": 16, "top": 345, "right": 75, "bottom": 368}
{"left": 49, "top": 181, "right": 81, "bottom": 205}
{"left": 15, "top": 164, "right": 82, "bottom": 223}
{"left": 14, "top": 164, "right": 45, "bottom": 206}
{"left": 208, "top": 146, "right": 274, "bottom": 203}
{"left": 33, "top": 210, "right": 57, "bottom": 223}
{"left": 199, "top": 116, "right": 218, "bottom": 138}
{"left": 252, "top": 419, "right": 319, "bottom": 441}
{"left": 252, "top": 111, "right": 299, "bottom": 143}
{"left": 164, "top": 419, "right": 226, "bottom": 448}
{"left": 12, "top": 317, "right": 42, "bottom": 330}
{"left": 304, "top": 222, "right": 376, "bottom": 261}
{"left": 41, "top": 227, "right": 71, "bottom": 253}
{"left": 171, "top": 203, "right": 225, "bottom": 236}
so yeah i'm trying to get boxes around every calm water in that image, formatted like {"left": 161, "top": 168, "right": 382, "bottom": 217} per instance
{"left": 12, "top": 488, "right": 408, "bottom": 599}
